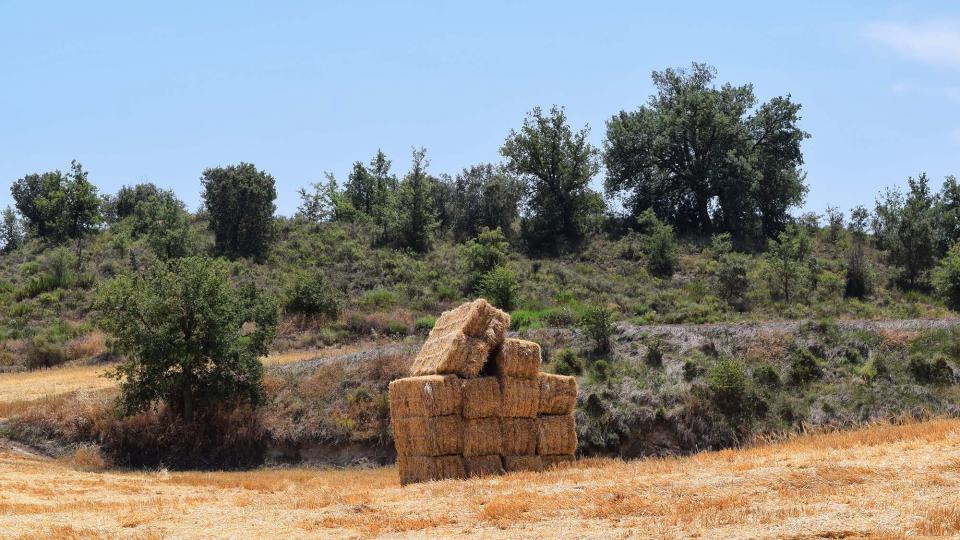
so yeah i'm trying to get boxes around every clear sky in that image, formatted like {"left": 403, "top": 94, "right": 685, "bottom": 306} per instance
{"left": 0, "top": 1, "right": 957, "bottom": 218}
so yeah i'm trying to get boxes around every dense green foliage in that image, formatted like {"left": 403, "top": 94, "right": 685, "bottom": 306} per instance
{"left": 95, "top": 257, "right": 277, "bottom": 421}
{"left": 201, "top": 163, "right": 277, "bottom": 259}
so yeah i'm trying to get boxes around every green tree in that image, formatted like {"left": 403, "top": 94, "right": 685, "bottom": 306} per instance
{"left": 132, "top": 190, "right": 195, "bottom": 260}
{"left": 201, "top": 163, "right": 277, "bottom": 259}
{"left": 501, "top": 105, "right": 602, "bottom": 253}
{"left": 765, "top": 224, "right": 810, "bottom": 303}
{"left": 285, "top": 270, "right": 341, "bottom": 320}
{"left": 639, "top": 210, "right": 678, "bottom": 278}
{"left": 449, "top": 164, "right": 523, "bottom": 241}
{"left": 395, "top": 147, "right": 438, "bottom": 252}
{"left": 1, "top": 207, "right": 23, "bottom": 253}
{"left": 105, "top": 182, "right": 162, "bottom": 223}
{"left": 95, "top": 257, "right": 277, "bottom": 421}
{"left": 11, "top": 170, "right": 63, "bottom": 239}
{"left": 10, "top": 161, "right": 101, "bottom": 251}
{"left": 934, "top": 242, "right": 960, "bottom": 311}
{"left": 604, "top": 63, "right": 808, "bottom": 240}
{"left": 58, "top": 161, "right": 102, "bottom": 262}
{"left": 880, "top": 174, "right": 936, "bottom": 289}
{"left": 462, "top": 227, "right": 511, "bottom": 292}
{"left": 580, "top": 305, "right": 615, "bottom": 352}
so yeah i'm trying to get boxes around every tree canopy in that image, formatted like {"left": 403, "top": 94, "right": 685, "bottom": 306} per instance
{"left": 201, "top": 163, "right": 277, "bottom": 259}
{"left": 604, "top": 63, "right": 809, "bottom": 240}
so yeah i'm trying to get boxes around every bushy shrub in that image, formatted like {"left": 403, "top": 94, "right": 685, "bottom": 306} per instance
{"left": 589, "top": 359, "right": 611, "bottom": 383}
{"left": 752, "top": 363, "right": 781, "bottom": 388}
{"left": 934, "top": 242, "right": 960, "bottom": 311}
{"left": 580, "top": 305, "right": 615, "bottom": 352}
{"left": 908, "top": 355, "right": 954, "bottom": 384}
{"left": 478, "top": 265, "right": 519, "bottom": 312}
{"left": 709, "top": 232, "right": 733, "bottom": 260}
{"left": 285, "top": 271, "right": 341, "bottom": 321}
{"left": 715, "top": 253, "right": 751, "bottom": 310}
{"left": 641, "top": 211, "right": 678, "bottom": 278}
{"left": 24, "top": 335, "right": 69, "bottom": 369}
{"left": 682, "top": 358, "right": 704, "bottom": 381}
{"left": 708, "top": 357, "right": 748, "bottom": 415}
{"left": 552, "top": 349, "right": 584, "bottom": 376}
{"left": 788, "top": 347, "right": 823, "bottom": 385}
{"left": 645, "top": 338, "right": 665, "bottom": 367}
{"left": 414, "top": 315, "right": 436, "bottom": 333}
{"left": 845, "top": 242, "right": 873, "bottom": 299}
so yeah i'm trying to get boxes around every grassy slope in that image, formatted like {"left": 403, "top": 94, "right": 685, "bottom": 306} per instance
{"left": 2, "top": 418, "right": 959, "bottom": 538}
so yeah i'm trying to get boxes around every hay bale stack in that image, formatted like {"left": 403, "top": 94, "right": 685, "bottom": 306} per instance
{"left": 536, "top": 414, "right": 577, "bottom": 456}
{"left": 463, "top": 417, "right": 502, "bottom": 457}
{"left": 500, "top": 417, "right": 537, "bottom": 455}
{"left": 393, "top": 415, "right": 463, "bottom": 457}
{"left": 503, "top": 455, "right": 543, "bottom": 473}
{"left": 464, "top": 455, "right": 504, "bottom": 477}
{"left": 499, "top": 377, "right": 539, "bottom": 418}
{"left": 410, "top": 299, "right": 510, "bottom": 377}
{"left": 461, "top": 377, "right": 501, "bottom": 419}
{"left": 492, "top": 338, "right": 541, "bottom": 379}
{"left": 397, "top": 455, "right": 466, "bottom": 484}
{"left": 538, "top": 373, "right": 578, "bottom": 415}
{"left": 389, "top": 299, "right": 577, "bottom": 484}
{"left": 388, "top": 375, "right": 462, "bottom": 418}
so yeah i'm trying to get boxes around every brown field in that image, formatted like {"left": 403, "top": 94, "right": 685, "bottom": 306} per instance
{"left": 2, "top": 418, "right": 960, "bottom": 539}
{"left": 0, "top": 345, "right": 365, "bottom": 411}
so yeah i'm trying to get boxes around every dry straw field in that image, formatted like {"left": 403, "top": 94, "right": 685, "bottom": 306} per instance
{"left": 2, "top": 418, "right": 960, "bottom": 539}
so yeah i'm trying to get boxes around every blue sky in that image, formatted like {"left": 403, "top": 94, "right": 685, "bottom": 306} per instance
{"left": 0, "top": 1, "right": 957, "bottom": 218}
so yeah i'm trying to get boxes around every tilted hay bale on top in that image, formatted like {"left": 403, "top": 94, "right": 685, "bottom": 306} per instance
{"left": 461, "top": 376, "right": 501, "bottom": 419}
{"left": 491, "top": 338, "right": 541, "bottom": 379}
{"left": 392, "top": 415, "right": 463, "bottom": 457}
{"left": 409, "top": 299, "right": 510, "bottom": 378}
{"left": 503, "top": 455, "right": 543, "bottom": 473}
{"left": 388, "top": 375, "right": 462, "bottom": 418}
{"left": 537, "top": 414, "right": 577, "bottom": 456}
{"left": 397, "top": 455, "right": 465, "bottom": 485}
{"left": 464, "top": 455, "right": 504, "bottom": 477}
{"left": 537, "top": 373, "right": 578, "bottom": 415}
{"left": 498, "top": 377, "right": 539, "bottom": 418}
{"left": 463, "top": 417, "right": 502, "bottom": 457}
{"left": 499, "top": 417, "right": 537, "bottom": 455}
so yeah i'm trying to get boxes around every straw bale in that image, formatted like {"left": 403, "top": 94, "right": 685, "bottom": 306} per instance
{"left": 429, "top": 298, "right": 510, "bottom": 346}
{"left": 462, "top": 417, "right": 502, "bottom": 457}
{"left": 499, "top": 376, "right": 539, "bottom": 418}
{"left": 537, "top": 414, "right": 577, "bottom": 455}
{"left": 461, "top": 376, "right": 502, "bottom": 419}
{"left": 503, "top": 455, "right": 543, "bottom": 473}
{"left": 392, "top": 415, "right": 463, "bottom": 457}
{"left": 537, "top": 373, "right": 578, "bottom": 415}
{"left": 541, "top": 454, "right": 575, "bottom": 469}
{"left": 464, "top": 455, "right": 504, "bottom": 477}
{"left": 499, "top": 417, "right": 537, "bottom": 455}
{"left": 388, "top": 375, "right": 462, "bottom": 418}
{"left": 397, "top": 455, "right": 465, "bottom": 485}
{"left": 409, "top": 331, "right": 491, "bottom": 378}
{"left": 491, "top": 338, "right": 541, "bottom": 379}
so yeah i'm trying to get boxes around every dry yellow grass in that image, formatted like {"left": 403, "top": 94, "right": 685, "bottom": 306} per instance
{"left": 0, "top": 344, "right": 367, "bottom": 410}
{"left": 3, "top": 418, "right": 960, "bottom": 538}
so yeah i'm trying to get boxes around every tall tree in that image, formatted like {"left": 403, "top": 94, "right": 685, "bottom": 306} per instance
{"left": 884, "top": 174, "right": 937, "bottom": 289}
{"left": 58, "top": 161, "right": 102, "bottom": 261}
{"left": 604, "top": 63, "right": 808, "bottom": 240}
{"left": 0, "top": 207, "right": 23, "bottom": 253}
{"left": 501, "top": 105, "right": 602, "bottom": 253}
{"left": 395, "top": 147, "right": 438, "bottom": 253}
{"left": 201, "top": 163, "right": 277, "bottom": 259}
{"left": 449, "top": 164, "right": 523, "bottom": 241}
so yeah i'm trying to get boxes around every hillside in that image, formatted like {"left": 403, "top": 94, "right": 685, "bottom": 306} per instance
{"left": 2, "top": 418, "right": 959, "bottom": 538}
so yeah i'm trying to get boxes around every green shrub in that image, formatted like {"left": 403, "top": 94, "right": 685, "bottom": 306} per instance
{"left": 580, "top": 305, "right": 615, "bottom": 352}
{"left": 908, "top": 355, "right": 955, "bottom": 384}
{"left": 682, "top": 359, "right": 703, "bottom": 381}
{"left": 642, "top": 211, "right": 678, "bottom": 278}
{"left": 24, "top": 335, "right": 69, "bottom": 369}
{"left": 414, "top": 315, "right": 436, "bottom": 333}
{"left": 478, "top": 265, "right": 519, "bottom": 312}
{"left": 788, "top": 347, "right": 823, "bottom": 386}
{"left": 363, "top": 288, "right": 401, "bottom": 308}
{"left": 509, "top": 309, "right": 538, "bottom": 332}
{"left": 752, "top": 363, "right": 781, "bottom": 388}
{"left": 383, "top": 319, "right": 410, "bottom": 336}
{"left": 285, "top": 271, "right": 341, "bottom": 320}
{"left": 707, "top": 357, "right": 748, "bottom": 415}
{"left": 589, "top": 359, "right": 611, "bottom": 383}
{"left": 934, "top": 242, "right": 960, "bottom": 311}
{"left": 645, "top": 338, "right": 664, "bottom": 367}
{"left": 552, "top": 349, "right": 583, "bottom": 376}
{"left": 709, "top": 232, "right": 733, "bottom": 260}
{"left": 542, "top": 307, "right": 577, "bottom": 327}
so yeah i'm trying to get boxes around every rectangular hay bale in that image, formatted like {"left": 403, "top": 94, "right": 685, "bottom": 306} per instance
{"left": 397, "top": 455, "right": 465, "bottom": 485}
{"left": 463, "top": 417, "right": 502, "bottom": 457}
{"left": 503, "top": 455, "right": 543, "bottom": 473}
{"left": 409, "top": 331, "right": 491, "bottom": 378}
{"left": 388, "top": 375, "right": 462, "bottom": 418}
{"left": 431, "top": 298, "right": 511, "bottom": 346}
{"left": 538, "top": 373, "right": 578, "bottom": 415}
{"left": 461, "top": 376, "right": 502, "bottom": 419}
{"left": 393, "top": 415, "right": 463, "bottom": 457}
{"left": 537, "top": 414, "right": 577, "bottom": 455}
{"left": 499, "top": 417, "right": 537, "bottom": 455}
{"left": 499, "top": 376, "right": 539, "bottom": 418}
{"left": 464, "top": 455, "right": 504, "bottom": 477}
{"left": 491, "top": 338, "right": 542, "bottom": 379}
{"left": 541, "top": 454, "right": 575, "bottom": 469}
